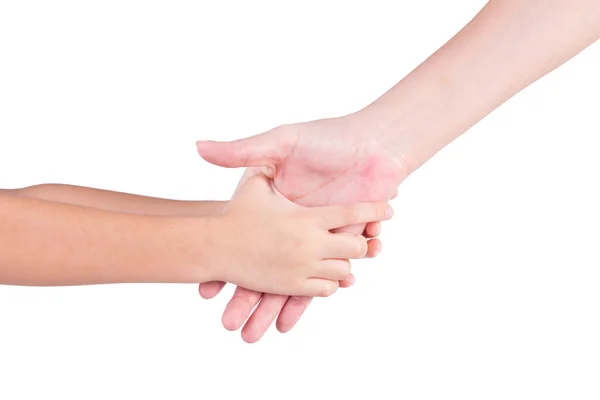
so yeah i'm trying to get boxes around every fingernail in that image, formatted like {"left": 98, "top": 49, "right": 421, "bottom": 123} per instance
{"left": 385, "top": 205, "right": 394, "bottom": 219}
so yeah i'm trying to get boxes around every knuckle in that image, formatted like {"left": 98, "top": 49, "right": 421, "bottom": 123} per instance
{"left": 304, "top": 239, "right": 320, "bottom": 256}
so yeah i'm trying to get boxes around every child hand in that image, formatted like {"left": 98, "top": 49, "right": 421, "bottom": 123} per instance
{"left": 210, "top": 174, "right": 393, "bottom": 297}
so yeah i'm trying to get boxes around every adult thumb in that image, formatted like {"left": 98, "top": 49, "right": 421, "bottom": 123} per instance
{"left": 196, "top": 128, "right": 291, "bottom": 168}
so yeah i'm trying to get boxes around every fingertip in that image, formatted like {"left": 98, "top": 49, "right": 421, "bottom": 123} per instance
{"left": 241, "top": 328, "right": 261, "bottom": 344}
{"left": 339, "top": 273, "right": 355, "bottom": 288}
{"left": 276, "top": 296, "right": 313, "bottom": 333}
{"left": 198, "top": 284, "right": 212, "bottom": 299}
{"left": 198, "top": 281, "right": 226, "bottom": 299}
{"left": 364, "top": 222, "right": 381, "bottom": 238}
{"left": 275, "top": 321, "right": 289, "bottom": 333}
{"left": 221, "top": 288, "right": 262, "bottom": 332}
{"left": 222, "top": 313, "right": 242, "bottom": 331}
{"left": 366, "top": 238, "right": 382, "bottom": 258}
{"left": 324, "top": 280, "right": 339, "bottom": 297}
{"left": 384, "top": 204, "right": 394, "bottom": 220}
{"left": 310, "top": 279, "right": 339, "bottom": 297}
{"left": 195, "top": 140, "right": 216, "bottom": 154}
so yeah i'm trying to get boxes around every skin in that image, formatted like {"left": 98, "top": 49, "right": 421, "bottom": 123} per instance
{"left": 196, "top": 0, "right": 600, "bottom": 342}
{"left": 214, "top": 175, "right": 393, "bottom": 296}
{"left": 0, "top": 185, "right": 228, "bottom": 216}
{"left": 0, "top": 179, "right": 392, "bottom": 295}
{"left": 0, "top": 184, "right": 384, "bottom": 256}
{"left": 0, "top": 184, "right": 386, "bottom": 305}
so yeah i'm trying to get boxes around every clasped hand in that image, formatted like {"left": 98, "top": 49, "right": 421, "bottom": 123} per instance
{"left": 196, "top": 114, "right": 408, "bottom": 342}
{"left": 214, "top": 172, "right": 393, "bottom": 297}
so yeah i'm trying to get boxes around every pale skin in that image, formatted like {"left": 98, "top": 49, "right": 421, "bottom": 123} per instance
{"left": 0, "top": 178, "right": 393, "bottom": 296}
{"left": 196, "top": 0, "right": 600, "bottom": 342}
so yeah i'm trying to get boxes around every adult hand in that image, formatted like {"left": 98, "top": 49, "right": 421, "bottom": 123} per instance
{"left": 206, "top": 0, "right": 600, "bottom": 343}
{"left": 196, "top": 113, "right": 410, "bottom": 342}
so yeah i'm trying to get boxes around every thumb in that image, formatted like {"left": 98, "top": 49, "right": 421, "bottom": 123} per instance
{"left": 234, "top": 173, "right": 275, "bottom": 197}
{"left": 231, "top": 173, "right": 296, "bottom": 212}
{"left": 196, "top": 127, "right": 291, "bottom": 168}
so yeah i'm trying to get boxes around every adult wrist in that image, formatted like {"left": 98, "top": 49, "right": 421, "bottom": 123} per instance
{"left": 354, "top": 89, "right": 444, "bottom": 173}
{"left": 354, "top": 61, "right": 481, "bottom": 174}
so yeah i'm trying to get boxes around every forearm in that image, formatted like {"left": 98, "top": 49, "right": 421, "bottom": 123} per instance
{"left": 363, "top": 0, "right": 600, "bottom": 170}
{"left": 9, "top": 184, "right": 226, "bottom": 216}
{"left": 0, "top": 195, "right": 215, "bottom": 286}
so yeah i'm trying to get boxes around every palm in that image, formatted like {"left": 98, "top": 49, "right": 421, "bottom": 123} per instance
{"left": 272, "top": 119, "right": 404, "bottom": 210}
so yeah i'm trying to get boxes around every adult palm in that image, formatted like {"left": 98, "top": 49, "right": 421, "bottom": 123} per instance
{"left": 197, "top": 114, "right": 408, "bottom": 343}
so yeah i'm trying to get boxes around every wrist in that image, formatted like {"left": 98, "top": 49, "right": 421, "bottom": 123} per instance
{"left": 353, "top": 79, "right": 454, "bottom": 173}
{"left": 200, "top": 215, "right": 229, "bottom": 283}
{"left": 354, "top": 44, "right": 493, "bottom": 173}
{"left": 201, "top": 211, "right": 257, "bottom": 287}
{"left": 157, "top": 215, "right": 224, "bottom": 284}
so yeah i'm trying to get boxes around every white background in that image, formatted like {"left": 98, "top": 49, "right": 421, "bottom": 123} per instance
{"left": 1, "top": 1, "right": 599, "bottom": 399}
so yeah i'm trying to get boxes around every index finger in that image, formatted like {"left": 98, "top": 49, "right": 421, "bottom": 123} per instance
{"left": 320, "top": 202, "right": 393, "bottom": 230}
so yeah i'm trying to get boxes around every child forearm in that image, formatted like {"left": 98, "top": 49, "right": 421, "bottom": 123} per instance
{"left": 0, "top": 177, "right": 391, "bottom": 297}
{"left": 8, "top": 184, "right": 226, "bottom": 216}
{"left": 0, "top": 194, "right": 215, "bottom": 286}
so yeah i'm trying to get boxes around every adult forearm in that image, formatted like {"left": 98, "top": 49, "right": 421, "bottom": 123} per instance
{"left": 363, "top": 0, "right": 600, "bottom": 170}
{"left": 11, "top": 184, "right": 226, "bottom": 216}
{"left": 0, "top": 195, "right": 213, "bottom": 286}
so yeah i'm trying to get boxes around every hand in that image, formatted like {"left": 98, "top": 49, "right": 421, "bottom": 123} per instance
{"left": 197, "top": 113, "right": 408, "bottom": 342}
{"left": 212, "top": 173, "right": 393, "bottom": 297}
{"left": 197, "top": 114, "right": 407, "bottom": 209}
